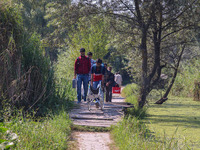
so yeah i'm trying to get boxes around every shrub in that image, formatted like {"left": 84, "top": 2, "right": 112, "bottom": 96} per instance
{"left": 172, "top": 58, "right": 200, "bottom": 97}
{"left": 0, "top": 1, "right": 75, "bottom": 117}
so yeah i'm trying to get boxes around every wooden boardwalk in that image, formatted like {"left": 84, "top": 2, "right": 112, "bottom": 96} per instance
{"left": 69, "top": 96, "right": 133, "bottom": 127}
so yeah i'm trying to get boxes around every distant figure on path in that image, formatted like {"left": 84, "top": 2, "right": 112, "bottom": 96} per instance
{"left": 114, "top": 72, "right": 122, "bottom": 87}
{"left": 74, "top": 48, "right": 91, "bottom": 103}
{"left": 103, "top": 63, "right": 108, "bottom": 91}
{"left": 105, "top": 67, "right": 114, "bottom": 102}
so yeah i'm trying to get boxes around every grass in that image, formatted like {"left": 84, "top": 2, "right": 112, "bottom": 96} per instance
{"left": 145, "top": 96, "right": 200, "bottom": 149}
{"left": 111, "top": 84, "right": 200, "bottom": 150}
{"left": 2, "top": 111, "right": 72, "bottom": 149}
{"left": 111, "top": 115, "right": 188, "bottom": 150}
{"left": 71, "top": 124, "right": 111, "bottom": 132}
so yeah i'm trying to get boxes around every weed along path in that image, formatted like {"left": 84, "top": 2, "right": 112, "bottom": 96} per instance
{"left": 69, "top": 92, "right": 133, "bottom": 150}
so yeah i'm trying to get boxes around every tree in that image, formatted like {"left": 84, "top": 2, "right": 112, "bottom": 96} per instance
{"left": 55, "top": 15, "right": 110, "bottom": 78}
{"left": 75, "top": 0, "right": 200, "bottom": 108}
{"left": 12, "top": 0, "right": 72, "bottom": 61}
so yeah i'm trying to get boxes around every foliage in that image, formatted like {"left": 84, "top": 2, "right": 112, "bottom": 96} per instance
{"left": 78, "top": 0, "right": 200, "bottom": 108}
{"left": 45, "top": 0, "right": 72, "bottom": 47}
{"left": 68, "top": 16, "right": 109, "bottom": 59}
{"left": 55, "top": 16, "right": 110, "bottom": 78}
{"left": 122, "top": 84, "right": 147, "bottom": 119}
{"left": 121, "top": 83, "right": 139, "bottom": 98}
{"left": 0, "top": 123, "right": 18, "bottom": 150}
{"left": 0, "top": 0, "right": 75, "bottom": 118}
{"left": 11, "top": 0, "right": 73, "bottom": 61}
{"left": 171, "top": 58, "right": 200, "bottom": 97}
{"left": 0, "top": 1, "right": 49, "bottom": 114}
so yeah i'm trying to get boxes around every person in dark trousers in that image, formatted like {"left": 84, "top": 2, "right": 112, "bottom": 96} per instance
{"left": 103, "top": 63, "right": 108, "bottom": 87}
{"left": 105, "top": 67, "right": 114, "bottom": 102}
{"left": 103, "top": 63, "right": 108, "bottom": 100}
{"left": 74, "top": 48, "right": 91, "bottom": 103}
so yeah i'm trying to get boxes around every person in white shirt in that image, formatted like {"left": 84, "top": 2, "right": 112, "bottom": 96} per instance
{"left": 114, "top": 72, "right": 122, "bottom": 87}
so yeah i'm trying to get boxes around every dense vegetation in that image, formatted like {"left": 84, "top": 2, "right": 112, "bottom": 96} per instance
{"left": 0, "top": 0, "right": 199, "bottom": 149}
{"left": 0, "top": 1, "right": 74, "bottom": 149}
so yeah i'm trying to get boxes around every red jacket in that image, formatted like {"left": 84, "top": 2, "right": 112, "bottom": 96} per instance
{"left": 74, "top": 56, "right": 91, "bottom": 74}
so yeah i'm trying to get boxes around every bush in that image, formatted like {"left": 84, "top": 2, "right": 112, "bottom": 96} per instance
{"left": 122, "top": 83, "right": 147, "bottom": 119}
{"left": 121, "top": 83, "right": 139, "bottom": 98}
{"left": 0, "top": 1, "right": 75, "bottom": 116}
{"left": 172, "top": 58, "right": 200, "bottom": 97}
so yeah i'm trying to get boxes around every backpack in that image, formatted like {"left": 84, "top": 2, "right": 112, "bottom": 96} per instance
{"left": 77, "top": 57, "right": 90, "bottom": 65}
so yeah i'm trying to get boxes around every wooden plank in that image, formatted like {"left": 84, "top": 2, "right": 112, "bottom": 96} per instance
{"left": 106, "top": 102, "right": 132, "bottom": 105}
{"left": 71, "top": 116, "right": 113, "bottom": 121}
{"left": 104, "top": 105, "right": 134, "bottom": 108}
{"left": 72, "top": 119, "right": 118, "bottom": 127}
{"left": 78, "top": 112, "right": 104, "bottom": 115}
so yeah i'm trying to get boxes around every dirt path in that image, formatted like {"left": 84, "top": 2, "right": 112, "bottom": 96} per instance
{"left": 73, "top": 132, "right": 112, "bottom": 150}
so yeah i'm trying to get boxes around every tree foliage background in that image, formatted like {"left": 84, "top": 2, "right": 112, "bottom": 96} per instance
{"left": 0, "top": 0, "right": 199, "bottom": 112}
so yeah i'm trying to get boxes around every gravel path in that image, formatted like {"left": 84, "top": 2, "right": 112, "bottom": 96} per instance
{"left": 73, "top": 132, "right": 112, "bottom": 150}
{"left": 71, "top": 89, "right": 124, "bottom": 150}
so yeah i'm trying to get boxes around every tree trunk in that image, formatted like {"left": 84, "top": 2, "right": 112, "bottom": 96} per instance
{"left": 138, "top": 29, "right": 148, "bottom": 108}
{"left": 155, "top": 67, "right": 178, "bottom": 104}
{"left": 155, "top": 45, "right": 185, "bottom": 104}
{"left": 194, "top": 82, "right": 200, "bottom": 101}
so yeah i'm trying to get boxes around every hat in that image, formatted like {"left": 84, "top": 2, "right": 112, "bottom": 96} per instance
{"left": 80, "top": 48, "right": 85, "bottom": 52}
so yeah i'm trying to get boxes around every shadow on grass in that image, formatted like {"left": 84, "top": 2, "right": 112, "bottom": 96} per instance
{"left": 145, "top": 99, "right": 200, "bottom": 128}
{"left": 145, "top": 114, "right": 200, "bottom": 128}
{"left": 150, "top": 103, "right": 200, "bottom": 109}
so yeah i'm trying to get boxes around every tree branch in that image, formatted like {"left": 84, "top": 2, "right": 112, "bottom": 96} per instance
{"left": 162, "top": 0, "right": 197, "bottom": 30}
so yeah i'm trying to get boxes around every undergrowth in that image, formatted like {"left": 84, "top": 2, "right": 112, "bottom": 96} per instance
{"left": 112, "top": 116, "right": 189, "bottom": 150}
{"left": 1, "top": 111, "right": 72, "bottom": 149}
{"left": 171, "top": 58, "right": 200, "bottom": 97}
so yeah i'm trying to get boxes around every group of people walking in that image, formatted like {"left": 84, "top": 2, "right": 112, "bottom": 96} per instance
{"left": 74, "top": 48, "right": 122, "bottom": 104}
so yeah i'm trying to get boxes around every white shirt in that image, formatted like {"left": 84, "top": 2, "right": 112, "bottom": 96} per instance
{"left": 115, "top": 74, "right": 122, "bottom": 86}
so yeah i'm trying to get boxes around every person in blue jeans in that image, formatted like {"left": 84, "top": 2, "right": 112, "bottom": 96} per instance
{"left": 74, "top": 48, "right": 91, "bottom": 103}
{"left": 91, "top": 59, "right": 105, "bottom": 89}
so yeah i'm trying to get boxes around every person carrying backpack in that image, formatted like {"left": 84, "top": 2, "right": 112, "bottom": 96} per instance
{"left": 74, "top": 48, "right": 91, "bottom": 103}
{"left": 91, "top": 58, "right": 105, "bottom": 89}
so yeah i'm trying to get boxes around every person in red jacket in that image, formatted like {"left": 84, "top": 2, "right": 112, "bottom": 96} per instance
{"left": 74, "top": 48, "right": 91, "bottom": 103}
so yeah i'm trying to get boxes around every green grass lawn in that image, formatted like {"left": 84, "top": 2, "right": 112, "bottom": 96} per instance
{"left": 145, "top": 97, "right": 200, "bottom": 149}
